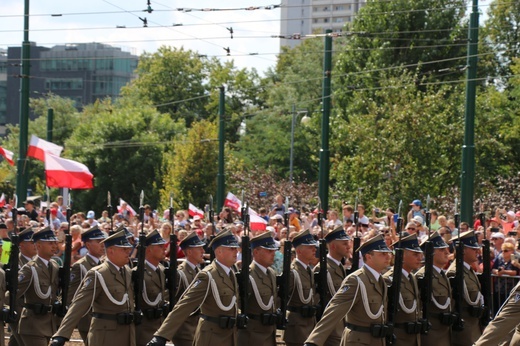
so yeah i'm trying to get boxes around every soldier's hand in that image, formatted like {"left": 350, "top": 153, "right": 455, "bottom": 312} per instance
{"left": 146, "top": 336, "right": 167, "bottom": 346}
{"left": 49, "top": 336, "right": 68, "bottom": 346}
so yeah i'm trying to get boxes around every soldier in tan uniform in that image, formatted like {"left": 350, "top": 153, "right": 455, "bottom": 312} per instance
{"left": 475, "top": 280, "right": 520, "bottom": 345}
{"left": 415, "top": 231, "right": 454, "bottom": 346}
{"left": 313, "top": 226, "right": 351, "bottom": 346}
{"left": 238, "top": 232, "right": 279, "bottom": 346}
{"left": 283, "top": 229, "right": 319, "bottom": 346}
{"left": 147, "top": 230, "right": 240, "bottom": 346}
{"left": 0, "top": 239, "right": 7, "bottom": 343}
{"left": 50, "top": 230, "right": 136, "bottom": 346}
{"left": 171, "top": 231, "right": 206, "bottom": 346}
{"left": 447, "top": 230, "right": 484, "bottom": 346}
{"left": 383, "top": 234, "right": 423, "bottom": 346}
{"left": 17, "top": 227, "right": 60, "bottom": 346}
{"left": 135, "top": 230, "right": 168, "bottom": 346}
{"left": 66, "top": 226, "right": 106, "bottom": 345}
{"left": 8, "top": 227, "right": 36, "bottom": 346}
{"left": 304, "top": 234, "right": 392, "bottom": 346}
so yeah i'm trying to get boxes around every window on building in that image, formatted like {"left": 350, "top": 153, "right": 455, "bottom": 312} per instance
{"left": 324, "top": 18, "right": 329, "bottom": 23}
{"left": 323, "top": 6, "right": 328, "bottom": 11}
{"left": 335, "top": 6, "right": 344, "bottom": 11}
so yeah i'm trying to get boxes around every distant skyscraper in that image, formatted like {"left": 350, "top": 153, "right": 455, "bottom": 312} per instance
{"left": 6, "top": 42, "right": 138, "bottom": 126}
{"left": 280, "top": 0, "right": 365, "bottom": 48}
{"left": 0, "top": 49, "right": 7, "bottom": 131}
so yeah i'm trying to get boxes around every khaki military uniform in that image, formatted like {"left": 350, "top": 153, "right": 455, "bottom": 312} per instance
{"left": 447, "top": 261, "right": 483, "bottom": 346}
{"left": 8, "top": 253, "right": 32, "bottom": 346}
{"left": 17, "top": 257, "right": 60, "bottom": 346}
{"left": 0, "top": 267, "right": 6, "bottom": 343}
{"left": 154, "top": 260, "right": 239, "bottom": 346}
{"left": 170, "top": 260, "right": 201, "bottom": 346}
{"left": 135, "top": 261, "right": 167, "bottom": 346}
{"left": 415, "top": 267, "right": 452, "bottom": 346}
{"left": 383, "top": 268, "right": 421, "bottom": 346}
{"left": 313, "top": 256, "right": 347, "bottom": 346}
{"left": 67, "top": 254, "right": 101, "bottom": 345}
{"left": 53, "top": 261, "right": 136, "bottom": 346}
{"left": 306, "top": 265, "right": 388, "bottom": 346}
{"left": 238, "top": 261, "right": 278, "bottom": 346}
{"left": 283, "top": 259, "right": 317, "bottom": 346}
{"left": 475, "top": 281, "right": 520, "bottom": 345}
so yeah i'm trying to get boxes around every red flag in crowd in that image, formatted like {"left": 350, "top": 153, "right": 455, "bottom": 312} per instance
{"left": 44, "top": 154, "right": 93, "bottom": 189}
{"left": 0, "top": 147, "right": 14, "bottom": 166}
{"left": 249, "top": 208, "right": 267, "bottom": 231}
{"left": 0, "top": 193, "right": 5, "bottom": 208}
{"left": 188, "top": 203, "right": 204, "bottom": 218}
{"left": 118, "top": 198, "right": 137, "bottom": 216}
{"left": 224, "top": 192, "right": 242, "bottom": 213}
{"left": 27, "top": 135, "right": 63, "bottom": 162}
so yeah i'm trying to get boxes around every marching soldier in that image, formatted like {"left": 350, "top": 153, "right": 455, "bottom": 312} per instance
{"left": 383, "top": 234, "right": 423, "bottom": 346}
{"left": 147, "top": 230, "right": 240, "bottom": 346}
{"left": 313, "top": 226, "right": 351, "bottom": 346}
{"left": 237, "top": 232, "right": 279, "bottom": 346}
{"left": 283, "top": 229, "right": 319, "bottom": 346}
{"left": 50, "top": 230, "right": 136, "bottom": 346}
{"left": 304, "top": 234, "right": 392, "bottom": 346}
{"left": 0, "top": 239, "right": 6, "bottom": 344}
{"left": 66, "top": 226, "right": 107, "bottom": 345}
{"left": 171, "top": 231, "right": 206, "bottom": 346}
{"left": 474, "top": 280, "right": 520, "bottom": 345}
{"left": 447, "top": 230, "right": 484, "bottom": 346}
{"left": 8, "top": 227, "right": 36, "bottom": 346}
{"left": 135, "top": 230, "right": 168, "bottom": 346}
{"left": 415, "top": 231, "right": 454, "bottom": 346}
{"left": 17, "top": 227, "right": 60, "bottom": 346}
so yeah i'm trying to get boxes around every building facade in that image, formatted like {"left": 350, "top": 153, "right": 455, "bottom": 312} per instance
{"left": 6, "top": 42, "right": 138, "bottom": 126}
{"left": 280, "top": 0, "right": 365, "bottom": 48}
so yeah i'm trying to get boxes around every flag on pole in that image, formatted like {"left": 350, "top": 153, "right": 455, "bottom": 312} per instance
{"left": 27, "top": 135, "right": 63, "bottom": 162}
{"left": 0, "top": 147, "right": 14, "bottom": 166}
{"left": 118, "top": 198, "right": 136, "bottom": 216}
{"left": 188, "top": 203, "right": 204, "bottom": 218}
{"left": 0, "top": 193, "right": 5, "bottom": 208}
{"left": 224, "top": 192, "right": 242, "bottom": 213}
{"left": 249, "top": 208, "right": 267, "bottom": 231}
{"left": 44, "top": 154, "right": 93, "bottom": 189}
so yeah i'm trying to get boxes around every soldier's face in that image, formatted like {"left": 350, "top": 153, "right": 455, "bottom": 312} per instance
{"left": 148, "top": 244, "right": 166, "bottom": 262}
{"left": 296, "top": 245, "right": 316, "bottom": 265}
{"left": 464, "top": 247, "right": 479, "bottom": 263}
{"left": 403, "top": 250, "right": 423, "bottom": 272}
{"left": 186, "top": 247, "right": 205, "bottom": 264}
{"left": 433, "top": 247, "right": 450, "bottom": 267}
{"left": 86, "top": 239, "right": 105, "bottom": 258}
{"left": 253, "top": 247, "right": 276, "bottom": 268}
{"left": 20, "top": 241, "right": 37, "bottom": 257}
{"left": 332, "top": 240, "right": 351, "bottom": 257}
{"left": 216, "top": 246, "right": 238, "bottom": 267}
{"left": 37, "top": 241, "right": 58, "bottom": 260}
{"left": 367, "top": 251, "right": 391, "bottom": 272}
{"left": 108, "top": 246, "right": 132, "bottom": 267}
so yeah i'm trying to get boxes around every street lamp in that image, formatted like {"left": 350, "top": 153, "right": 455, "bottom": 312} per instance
{"left": 289, "top": 104, "right": 310, "bottom": 184}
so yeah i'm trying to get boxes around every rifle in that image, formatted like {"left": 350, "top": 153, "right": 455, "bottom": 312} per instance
{"left": 315, "top": 197, "right": 328, "bottom": 320}
{"left": 166, "top": 194, "right": 178, "bottom": 311}
{"left": 133, "top": 191, "right": 146, "bottom": 325}
{"left": 348, "top": 193, "right": 361, "bottom": 275}
{"left": 451, "top": 199, "right": 465, "bottom": 331}
{"left": 386, "top": 215, "right": 404, "bottom": 345}
{"left": 4, "top": 208, "right": 19, "bottom": 324}
{"left": 478, "top": 210, "right": 491, "bottom": 326}
{"left": 209, "top": 195, "right": 216, "bottom": 262}
{"left": 276, "top": 197, "right": 292, "bottom": 330}
{"left": 107, "top": 191, "right": 113, "bottom": 232}
{"left": 57, "top": 202, "right": 73, "bottom": 317}
{"left": 420, "top": 195, "right": 433, "bottom": 334}
{"left": 237, "top": 201, "right": 250, "bottom": 329}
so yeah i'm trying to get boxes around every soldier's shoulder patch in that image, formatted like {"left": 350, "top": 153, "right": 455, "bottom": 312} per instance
{"left": 341, "top": 285, "right": 350, "bottom": 293}
{"left": 18, "top": 274, "right": 24, "bottom": 282}
{"left": 70, "top": 273, "right": 76, "bottom": 282}
{"left": 514, "top": 293, "right": 520, "bottom": 303}
{"left": 193, "top": 279, "right": 201, "bottom": 288}
{"left": 83, "top": 278, "right": 92, "bottom": 288}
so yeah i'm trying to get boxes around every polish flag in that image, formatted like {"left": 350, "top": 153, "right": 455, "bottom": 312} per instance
{"left": 27, "top": 135, "right": 63, "bottom": 162}
{"left": 0, "top": 193, "right": 5, "bottom": 208}
{"left": 249, "top": 208, "right": 267, "bottom": 231}
{"left": 0, "top": 147, "right": 14, "bottom": 166}
{"left": 118, "top": 198, "right": 136, "bottom": 217}
{"left": 188, "top": 203, "right": 204, "bottom": 218}
{"left": 224, "top": 192, "right": 242, "bottom": 213}
{"left": 44, "top": 154, "right": 93, "bottom": 189}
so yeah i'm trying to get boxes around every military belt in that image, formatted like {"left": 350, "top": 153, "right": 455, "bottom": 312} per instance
{"left": 92, "top": 312, "right": 135, "bottom": 325}
{"left": 287, "top": 305, "right": 317, "bottom": 318}
{"left": 247, "top": 313, "right": 277, "bottom": 325}
{"left": 200, "top": 314, "right": 236, "bottom": 329}
{"left": 23, "top": 303, "right": 53, "bottom": 315}
{"left": 345, "top": 322, "right": 372, "bottom": 333}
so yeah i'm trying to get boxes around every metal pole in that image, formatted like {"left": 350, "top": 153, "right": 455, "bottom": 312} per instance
{"left": 216, "top": 86, "right": 225, "bottom": 212}
{"left": 15, "top": 0, "right": 31, "bottom": 207}
{"left": 47, "top": 108, "right": 54, "bottom": 142}
{"left": 289, "top": 104, "right": 296, "bottom": 184}
{"left": 318, "top": 29, "right": 332, "bottom": 213}
{"left": 460, "top": 0, "right": 479, "bottom": 223}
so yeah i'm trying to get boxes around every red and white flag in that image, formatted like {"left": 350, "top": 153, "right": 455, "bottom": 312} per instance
{"left": 118, "top": 198, "right": 136, "bottom": 216}
{"left": 27, "top": 135, "right": 63, "bottom": 162}
{"left": 44, "top": 153, "right": 93, "bottom": 189}
{"left": 0, "top": 147, "right": 14, "bottom": 166}
{"left": 249, "top": 208, "right": 267, "bottom": 231}
{"left": 0, "top": 193, "right": 5, "bottom": 208}
{"left": 188, "top": 203, "right": 204, "bottom": 218}
{"left": 224, "top": 192, "right": 242, "bottom": 213}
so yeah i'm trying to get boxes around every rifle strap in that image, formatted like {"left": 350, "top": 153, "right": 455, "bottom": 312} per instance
{"left": 249, "top": 275, "right": 274, "bottom": 310}
{"left": 291, "top": 269, "right": 313, "bottom": 304}
{"left": 356, "top": 276, "right": 384, "bottom": 319}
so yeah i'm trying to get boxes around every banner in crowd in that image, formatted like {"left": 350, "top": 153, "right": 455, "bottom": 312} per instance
{"left": 118, "top": 198, "right": 136, "bottom": 216}
{"left": 27, "top": 135, "right": 63, "bottom": 162}
{"left": 188, "top": 203, "right": 204, "bottom": 218}
{"left": 0, "top": 147, "right": 14, "bottom": 166}
{"left": 44, "top": 154, "right": 93, "bottom": 189}
{"left": 224, "top": 192, "right": 241, "bottom": 212}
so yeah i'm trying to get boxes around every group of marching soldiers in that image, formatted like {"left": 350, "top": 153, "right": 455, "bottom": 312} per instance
{"left": 1, "top": 201, "right": 519, "bottom": 346}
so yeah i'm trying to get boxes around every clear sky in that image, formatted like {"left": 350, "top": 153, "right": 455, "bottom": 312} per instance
{"left": 1, "top": 0, "right": 282, "bottom": 74}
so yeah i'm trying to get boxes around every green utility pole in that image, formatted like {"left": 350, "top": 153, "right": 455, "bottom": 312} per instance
{"left": 216, "top": 86, "right": 225, "bottom": 212}
{"left": 460, "top": 0, "right": 479, "bottom": 223}
{"left": 15, "top": 0, "right": 31, "bottom": 207}
{"left": 318, "top": 30, "right": 332, "bottom": 213}
{"left": 47, "top": 108, "right": 54, "bottom": 142}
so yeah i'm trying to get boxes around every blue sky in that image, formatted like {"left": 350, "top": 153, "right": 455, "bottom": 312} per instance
{"left": 1, "top": 0, "right": 282, "bottom": 74}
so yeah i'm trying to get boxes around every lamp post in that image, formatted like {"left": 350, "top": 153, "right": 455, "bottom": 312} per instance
{"left": 289, "top": 104, "right": 310, "bottom": 184}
